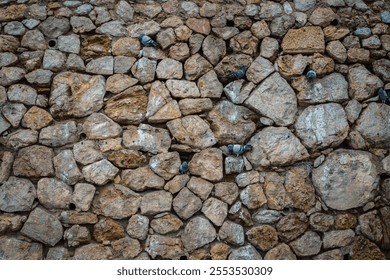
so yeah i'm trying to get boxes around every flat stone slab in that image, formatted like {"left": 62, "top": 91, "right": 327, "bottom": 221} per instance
{"left": 281, "top": 26, "right": 325, "bottom": 54}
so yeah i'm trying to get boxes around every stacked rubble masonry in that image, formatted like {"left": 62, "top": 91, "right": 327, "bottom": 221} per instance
{"left": 0, "top": 0, "right": 390, "bottom": 260}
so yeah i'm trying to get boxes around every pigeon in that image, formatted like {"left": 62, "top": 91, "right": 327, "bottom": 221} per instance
{"left": 227, "top": 144, "right": 253, "bottom": 156}
{"left": 139, "top": 33, "right": 158, "bottom": 48}
{"left": 179, "top": 161, "right": 189, "bottom": 174}
{"left": 306, "top": 69, "right": 317, "bottom": 81}
{"left": 377, "top": 87, "right": 389, "bottom": 103}
{"left": 228, "top": 66, "right": 247, "bottom": 80}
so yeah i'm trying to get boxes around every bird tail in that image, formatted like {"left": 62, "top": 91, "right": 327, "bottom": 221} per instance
{"left": 244, "top": 144, "right": 253, "bottom": 152}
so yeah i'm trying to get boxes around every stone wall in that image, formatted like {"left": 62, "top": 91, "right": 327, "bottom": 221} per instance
{"left": 0, "top": 0, "right": 389, "bottom": 260}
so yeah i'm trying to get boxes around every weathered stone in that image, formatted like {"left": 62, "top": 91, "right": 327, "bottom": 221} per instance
{"left": 0, "top": 176, "right": 36, "bottom": 213}
{"left": 93, "top": 218, "right": 125, "bottom": 243}
{"left": 112, "top": 37, "right": 140, "bottom": 57}
{"left": 0, "top": 115, "right": 10, "bottom": 135}
{"left": 312, "top": 149, "right": 380, "bottom": 210}
{"left": 46, "top": 247, "right": 70, "bottom": 260}
{"left": 186, "top": 18, "right": 210, "bottom": 35}
{"left": 70, "top": 16, "right": 96, "bottom": 34}
{"left": 13, "top": 145, "right": 54, "bottom": 178}
{"left": 0, "top": 4, "right": 27, "bottom": 21}
{"left": 37, "top": 178, "right": 72, "bottom": 210}
{"left": 166, "top": 79, "right": 200, "bottom": 99}
{"left": 127, "top": 20, "right": 160, "bottom": 37}
{"left": 0, "top": 129, "right": 38, "bottom": 150}
{"left": 355, "top": 103, "right": 390, "bottom": 149}
{"left": 202, "top": 35, "right": 226, "bottom": 65}
{"left": 115, "top": 0, "right": 134, "bottom": 22}
{"left": 310, "top": 213, "right": 334, "bottom": 232}
{"left": 246, "top": 127, "right": 309, "bottom": 168}
{"left": 252, "top": 209, "right": 282, "bottom": 225}
{"left": 359, "top": 211, "right": 383, "bottom": 243}
{"left": 313, "top": 249, "right": 344, "bottom": 260}
{"left": 350, "top": 236, "right": 385, "bottom": 260}
{"left": 229, "top": 244, "right": 262, "bottom": 260}
{"left": 82, "top": 113, "right": 122, "bottom": 140}
{"left": 189, "top": 148, "right": 223, "bottom": 182}
{"left": 112, "top": 237, "right": 141, "bottom": 259}
{"left": 73, "top": 244, "right": 113, "bottom": 260}
{"left": 106, "top": 74, "right": 138, "bottom": 94}
{"left": 214, "top": 182, "right": 239, "bottom": 205}
{"left": 53, "top": 150, "right": 82, "bottom": 185}
{"left": 0, "top": 35, "right": 20, "bottom": 54}
{"left": 96, "top": 20, "right": 127, "bottom": 37}
{"left": 0, "top": 152, "right": 13, "bottom": 184}
{"left": 82, "top": 159, "right": 119, "bottom": 186}
{"left": 173, "top": 187, "right": 202, "bottom": 220}
{"left": 21, "top": 207, "right": 63, "bottom": 246}
{"left": 184, "top": 53, "right": 213, "bottom": 81}
{"left": 93, "top": 184, "right": 141, "bottom": 219}
{"left": 71, "top": 183, "right": 95, "bottom": 212}
{"left": 39, "top": 121, "right": 79, "bottom": 147}
{"left": 295, "top": 103, "right": 349, "bottom": 151}
{"left": 276, "top": 213, "right": 309, "bottom": 242}
{"left": 347, "top": 48, "right": 370, "bottom": 64}
{"left": 104, "top": 87, "right": 148, "bottom": 125}
{"left": 223, "top": 80, "right": 255, "bottom": 105}
{"left": 240, "top": 184, "right": 267, "bottom": 210}
{"left": 140, "top": 190, "right": 172, "bottom": 216}
{"left": 151, "top": 214, "right": 183, "bottom": 235}
{"left": 108, "top": 150, "right": 146, "bottom": 169}
{"left": 66, "top": 54, "right": 86, "bottom": 71}
{"left": 156, "top": 28, "right": 176, "bottom": 50}
{"left": 39, "top": 16, "right": 70, "bottom": 38}
{"left": 210, "top": 243, "right": 231, "bottom": 260}
{"left": 247, "top": 225, "right": 279, "bottom": 251}
{"left": 73, "top": 140, "right": 103, "bottom": 165}
{"left": 335, "top": 213, "right": 357, "bottom": 230}
{"left": 178, "top": 98, "right": 213, "bottom": 116}
{"left": 7, "top": 84, "right": 37, "bottom": 106}
{"left": 2, "top": 103, "right": 26, "bottom": 127}
{"left": 308, "top": 7, "right": 337, "bottom": 27}
{"left": 264, "top": 243, "right": 297, "bottom": 260}
{"left": 323, "top": 229, "right": 356, "bottom": 249}
{"left": 207, "top": 100, "right": 256, "bottom": 145}
{"left": 230, "top": 31, "right": 259, "bottom": 56}
{"left": 0, "top": 236, "right": 42, "bottom": 260}
{"left": 289, "top": 231, "right": 322, "bottom": 256}
{"left": 262, "top": 171, "right": 291, "bottom": 211}
{"left": 229, "top": 201, "right": 253, "bottom": 227}
{"left": 373, "top": 59, "right": 390, "bottom": 82}
{"left": 21, "top": 30, "right": 46, "bottom": 51}
{"left": 122, "top": 166, "right": 165, "bottom": 192}
{"left": 156, "top": 58, "right": 183, "bottom": 80}
{"left": 0, "top": 52, "right": 17, "bottom": 68}
{"left": 348, "top": 65, "right": 383, "bottom": 101}
{"left": 149, "top": 152, "right": 180, "bottom": 181}
{"left": 0, "top": 67, "right": 26, "bottom": 86}
{"left": 235, "top": 171, "right": 259, "bottom": 188}
{"left": 196, "top": 70, "right": 223, "bottom": 99}
{"left": 164, "top": 174, "right": 189, "bottom": 194}
{"left": 80, "top": 35, "right": 111, "bottom": 59}
{"left": 281, "top": 26, "right": 325, "bottom": 54}
{"left": 169, "top": 43, "right": 190, "bottom": 62}
{"left": 60, "top": 211, "right": 98, "bottom": 225}
{"left": 224, "top": 156, "right": 245, "bottom": 175}
{"left": 326, "top": 40, "right": 347, "bottom": 63}
{"left": 276, "top": 54, "right": 308, "bottom": 78}
{"left": 123, "top": 124, "right": 171, "bottom": 154}
{"left": 182, "top": 216, "right": 217, "bottom": 251}
{"left": 50, "top": 72, "right": 105, "bottom": 118}
{"left": 125, "top": 214, "right": 149, "bottom": 241}
{"left": 146, "top": 235, "right": 184, "bottom": 260}
{"left": 201, "top": 198, "right": 227, "bottom": 226}
{"left": 245, "top": 73, "right": 297, "bottom": 126}
{"left": 64, "top": 225, "right": 91, "bottom": 247}
{"left": 294, "top": 73, "right": 349, "bottom": 105}
{"left": 131, "top": 57, "right": 156, "bottom": 84}
{"left": 219, "top": 220, "right": 245, "bottom": 246}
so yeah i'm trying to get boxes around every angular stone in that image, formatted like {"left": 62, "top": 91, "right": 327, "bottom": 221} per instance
{"left": 127, "top": 20, "right": 160, "bottom": 37}
{"left": 240, "top": 184, "right": 267, "bottom": 210}
{"left": 294, "top": 73, "right": 349, "bottom": 105}
{"left": 210, "top": 243, "right": 231, "bottom": 260}
{"left": 276, "top": 54, "right": 308, "bottom": 78}
{"left": 93, "top": 218, "right": 125, "bottom": 243}
{"left": 230, "top": 31, "right": 259, "bottom": 56}
{"left": 140, "top": 190, "right": 172, "bottom": 216}
{"left": 7, "top": 84, "right": 37, "bottom": 106}
{"left": 73, "top": 140, "right": 103, "bottom": 165}
{"left": 214, "top": 182, "right": 239, "bottom": 205}
{"left": 0, "top": 35, "right": 20, "bottom": 53}
{"left": 146, "top": 235, "right": 184, "bottom": 260}
{"left": 21, "top": 207, "right": 63, "bottom": 246}
{"left": 54, "top": 150, "right": 83, "bottom": 185}
{"left": 0, "top": 152, "right": 13, "bottom": 185}
{"left": 39, "top": 121, "right": 79, "bottom": 147}
{"left": 107, "top": 149, "right": 146, "bottom": 169}
{"left": 225, "top": 156, "right": 245, "bottom": 175}
{"left": 164, "top": 174, "right": 189, "bottom": 194}
{"left": 73, "top": 244, "right": 113, "bottom": 260}
{"left": 0, "top": 236, "right": 42, "bottom": 260}
{"left": 149, "top": 152, "right": 180, "bottom": 181}
{"left": 246, "top": 56, "right": 274, "bottom": 84}
{"left": 96, "top": 20, "right": 127, "bottom": 37}
{"left": 66, "top": 54, "right": 86, "bottom": 71}
{"left": 104, "top": 87, "right": 148, "bottom": 125}
{"left": 64, "top": 225, "right": 91, "bottom": 247}
{"left": 126, "top": 214, "right": 149, "bottom": 240}
{"left": 308, "top": 7, "right": 337, "bottom": 26}
{"left": 276, "top": 213, "right": 309, "bottom": 242}
{"left": 167, "top": 116, "right": 216, "bottom": 149}
{"left": 184, "top": 53, "right": 213, "bottom": 81}
{"left": 189, "top": 148, "right": 223, "bottom": 182}
{"left": 92, "top": 184, "right": 141, "bottom": 219}
{"left": 355, "top": 103, "right": 390, "bottom": 149}
{"left": 151, "top": 214, "right": 183, "bottom": 235}
{"left": 42, "top": 50, "right": 66, "bottom": 72}
{"left": 359, "top": 211, "right": 383, "bottom": 243}
{"left": 83, "top": 113, "right": 122, "bottom": 140}
{"left": 326, "top": 40, "right": 347, "bottom": 63}
{"left": 229, "top": 244, "right": 262, "bottom": 260}
{"left": 186, "top": 18, "right": 210, "bottom": 35}
{"left": 245, "top": 73, "right": 297, "bottom": 126}
{"left": 235, "top": 171, "right": 259, "bottom": 188}
{"left": 335, "top": 213, "right": 357, "bottom": 230}
{"left": 13, "top": 145, "right": 54, "bottom": 178}
{"left": 201, "top": 198, "right": 227, "bottom": 226}
{"left": 60, "top": 211, "right": 98, "bottom": 225}
{"left": 2, "top": 103, "right": 26, "bottom": 127}
{"left": 123, "top": 124, "right": 171, "bottom": 154}
{"left": 350, "top": 236, "right": 385, "bottom": 260}
{"left": 82, "top": 159, "right": 118, "bottom": 186}
{"left": 156, "top": 58, "right": 183, "bottom": 80}
{"left": 262, "top": 171, "right": 292, "bottom": 211}
{"left": 131, "top": 57, "right": 156, "bottom": 84}
{"left": 195, "top": 70, "right": 223, "bottom": 99}
{"left": 252, "top": 209, "right": 282, "bottom": 225}
{"left": 282, "top": 26, "right": 325, "bottom": 54}
{"left": 264, "top": 243, "right": 297, "bottom": 260}
{"left": 314, "top": 249, "right": 344, "bottom": 260}
{"left": 182, "top": 216, "right": 216, "bottom": 251}
{"left": 39, "top": 16, "right": 71, "bottom": 38}
{"left": 247, "top": 225, "right": 279, "bottom": 251}
{"left": 21, "top": 30, "right": 46, "bottom": 51}
{"left": 80, "top": 35, "right": 111, "bottom": 59}
{"left": 156, "top": 28, "right": 176, "bottom": 50}
{"left": 46, "top": 247, "right": 70, "bottom": 260}
{"left": 71, "top": 183, "right": 96, "bottom": 212}
{"left": 57, "top": 34, "right": 80, "bottom": 54}
{"left": 122, "top": 166, "right": 165, "bottom": 192}
{"left": 112, "top": 37, "right": 140, "bottom": 57}
{"left": 219, "top": 220, "right": 245, "bottom": 246}
{"left": 178, "top": 98, "right": 212, "bottom": 116}
{"left": 115, "top": 0, "right": 134, "bottom": 22}
{"left": 70, "top": 16, "right": 96, "bottom": 33}
{"left": 246, "top": 127, "right": 309, "bottom": 168}
{"left": 173, "top": 187, "right": 202, "bottom": 220}
{"left": 202, "top": 35, "right": 226, "bottom": 65}
{"left": 0, "top": 129, "right": 38, "bottom": 150}
{"left": 106, "top": 74, "right": 138, "bottom": 94}
{"left": 0, "top": 176, "right": 36, "bottom": 213}
{"left": 348, "top": 65, "right": 383, "bottom": 101}
{"left": 313, "top": 149, "right": 380, "bottom": 210}
{"left": 228, "top": 201, "right": 253, "bottom": 227}
{"left": 0, "top": 115, "right": 10, "bottom": 135}
{"left": 223, "top": 80, "right": 255, "bottom": 105}
{"left": 310, "top": 212, "right": 334, "bottom": 232}
{"left": 0, "top": 67, "right": 26, "bottom": 86}
{"left": 37, "top": 178, "right": 72, "bottom": 210}
{"left": 323, "top": 229, "right": 355, "bottom": 249}
{"left": 0, "top": 52, "right": 18, "bottom": 68}
{"left": 50, "top": 72, "right": 105, "bottom": 118}
{"left": 166, "top": 79, "right": 200, "bottom": 99}
{"left": 289, "top": 231, "right": 322, "bottom": 256}
{"left": 295, "top": 103, "right": 349, "bottom": 151}
{"left": 169, "top": 42, "right": 190, "bottom": 62}
{"left": 207, "top": 100, "right": 256, "bottom": 145}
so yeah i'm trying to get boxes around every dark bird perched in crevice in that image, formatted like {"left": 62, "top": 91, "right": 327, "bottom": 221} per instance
{"left": 377, "top": 87, "right": 389, "bottom": 104}
{"left": 227, "top": 144, "right": 252, "bottom": 156}
{"left": 227, "top": 65, "right": 247, "bottom": 80}
{"left": 139, "top": 33, "right": 159, "bottom": 48}
{"left": 179, "top": 161, "right": 189, "bottom": 174}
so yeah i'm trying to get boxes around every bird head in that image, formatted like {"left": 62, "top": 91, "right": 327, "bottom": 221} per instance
{"left": 138, "top": 33, "right": 145, "bottom": 40}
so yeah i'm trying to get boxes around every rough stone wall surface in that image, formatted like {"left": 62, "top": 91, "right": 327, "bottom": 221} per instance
{"left": 0, "top": 0, "right": 389, "bottom": 260}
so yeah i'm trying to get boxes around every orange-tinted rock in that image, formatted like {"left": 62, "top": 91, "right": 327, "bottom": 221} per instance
{"left": 281, "top": 26, "right": 325, "bottom": 54}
